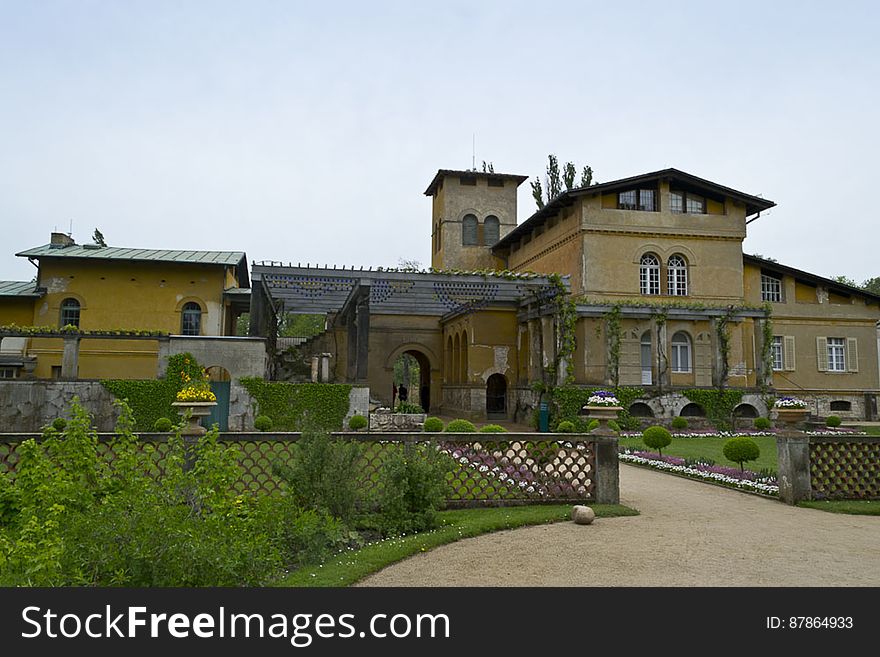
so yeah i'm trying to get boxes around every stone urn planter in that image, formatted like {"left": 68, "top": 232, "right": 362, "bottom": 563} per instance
{"left": 582, "top": 405, "right": 623, "bottom": 432}
{"left": 171, "top": 401, "right": 217, "bottom": 436}
{"left": 775, "top": 408, "right": 809, "bottom": 430}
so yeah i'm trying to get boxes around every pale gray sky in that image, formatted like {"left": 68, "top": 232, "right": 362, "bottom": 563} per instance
{"left": 1, "top": 1, "right": 878, "bottom": 284}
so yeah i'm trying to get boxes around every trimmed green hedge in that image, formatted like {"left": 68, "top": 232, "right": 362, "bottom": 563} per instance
{"left": 239, "top": 379, "right": 352, "bottom": 431}
{"left": 551, "top": 386, "right": 644, "bottom": 431}
{"left": 683, "top": 389, "right": 743, "bottom": 430}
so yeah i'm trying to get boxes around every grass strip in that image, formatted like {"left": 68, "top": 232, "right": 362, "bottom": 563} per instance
{"left": 277, "top": 503, "right": 638, "bottom": 587}
{"left": 797, "top": 500, "right": 880, "bottom": 515}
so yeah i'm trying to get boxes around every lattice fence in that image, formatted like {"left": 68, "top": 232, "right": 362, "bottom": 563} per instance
{"left": 0, "top": 434, "right": 599, "bottom": 504}
{"left": 809, "top": 439, "right": 880, "bottom": 500}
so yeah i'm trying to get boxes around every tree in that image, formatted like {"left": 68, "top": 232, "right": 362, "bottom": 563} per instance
{"left": 862, "top": 277, "right": 880, "bottom": 295}
{"left": 92, "top": 229, "right": 107, "bottom": 247}
{"left": 833, "top": 275, "right": 858, "bottom": 288}
{"left": 531, "top": 154, "right": 596, "bottom": 209}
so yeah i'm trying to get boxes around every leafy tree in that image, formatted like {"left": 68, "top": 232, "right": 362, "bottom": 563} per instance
{"left": 580, "top": 166, "right": 593, "bottom": 187}
{"left": 863, "top": 277, "right": 880, "bottom": 295}
{"left": 546, "top": 154, "right": 562, "bottom": 200}
{"left": 279, "top": 313, "right": 325, "bottom": 338}
{"left": 530, "top": 177, "right": 545, "bottom": 209}
{"left": 833, "top": 275, "right": 858, "bottom": 288}
{"left": 563, "top": 161, "right": 577, "bottom": 191}
{"left": 531, "top": 154, "right": 596, "bottom": 208}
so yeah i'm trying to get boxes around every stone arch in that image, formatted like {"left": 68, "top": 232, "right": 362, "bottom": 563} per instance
{"left": 679, "top": 402, "right": 705, "bottom": 417}
{"left": 204, "top": 365, "right": 231, "bottom": 382}
{"left": 733, "top": 403, "right": 759, "bottom": 418}
{"left": 386, "top": 344, "right": 436, "bottom": 413}
{"left": 629, "top": 402, "right": 654, "bottom": 417}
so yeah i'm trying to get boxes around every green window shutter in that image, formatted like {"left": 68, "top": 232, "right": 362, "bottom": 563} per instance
{"left": 816, "top": 336, "right": 828, "bottom": 372}
{"left": 783, "top": 335, "right": 796, "bottom": 371}
{"left": 846, "top": 337, "right": 859, "bottom": 372}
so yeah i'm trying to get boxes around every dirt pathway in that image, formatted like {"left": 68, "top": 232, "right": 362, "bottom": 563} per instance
{"left": 357, "top": 464, "right": 880, "bottom": 586}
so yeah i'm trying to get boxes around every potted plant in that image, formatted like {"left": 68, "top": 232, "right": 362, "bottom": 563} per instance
{"left": 582, "top": 390, "right": 623, "bottom": 431}
{"left": 171, "top": 369, "right": 217, "bottom": 436}
{"left": 773, "top": 396, "right": 809, "bottom": 429}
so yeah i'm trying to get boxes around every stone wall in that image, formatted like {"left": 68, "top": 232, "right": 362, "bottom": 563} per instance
{"left": 0, "top": 381, "right": 119, "bottom": 432}
{"left": 158, "top": 336, "right": 268, "bottom": 380}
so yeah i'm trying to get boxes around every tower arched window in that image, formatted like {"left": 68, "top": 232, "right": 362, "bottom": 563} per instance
{"left": 60, "top": 298, "right": 81, "bottom": 328}
{"left": 671, "top": 331, "right": 692, "bottom": 373}
{"left": 484, "top": 215, "right": 500, "bottom": 245}
{"left": 181, "top": 302, "right": 203, "bottom": 336}
{"left": 462, "top": 214, "right": 478, "bottom": 246}
{"left": 667, "top": 254, "right": 688, "bottom": 296}
{"left": 639, "top": 253, "right": 660, "bottom": 295}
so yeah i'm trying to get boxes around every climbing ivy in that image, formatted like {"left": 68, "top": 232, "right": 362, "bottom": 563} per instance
{"left": 548, "top": 273, "right": 577, "bottom": 384}
{"left": 682, "top": 388, "right": 743, "bottom": 431}
{"left": 605, "top": 305, "right": 622, "bottom": 387}
{"left": 551, "top": 385, "right": 644, "bottom": 431}
{"left": 759, "top": 307, "right": 774, "bottom": 392}
{"left": 102, "top": 353, "right": 204, "bottom": 431}
{"left": 239, "top": 379, "right": 352, "bottom": 431}
{"left": 714, "top": 307, "right": 736, "bottom": 389}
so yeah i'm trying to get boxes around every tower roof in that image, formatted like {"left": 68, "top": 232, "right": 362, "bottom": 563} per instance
{"left": 424, "top": 169, "right": 529, "bottom": 196}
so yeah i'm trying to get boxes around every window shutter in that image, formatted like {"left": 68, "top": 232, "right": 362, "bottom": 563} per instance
{"left": 783, "top": 336, "right": 796, "bottom": 371}
{"left": 847, "top": 337, "right": 859, "bottom": 372}
{"left": 816, "top": 337, "right": 827, "bottom": 372}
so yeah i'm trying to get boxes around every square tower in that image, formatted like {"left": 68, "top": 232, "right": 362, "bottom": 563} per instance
{"left": 424, "top": 169, "right": 527, "bottom": 270}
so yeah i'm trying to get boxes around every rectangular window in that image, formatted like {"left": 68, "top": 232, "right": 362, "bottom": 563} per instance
{"left": 827, "top": 337, "right": 846, "bottom": 372}
{"left": 0, "top": 368, "right": 16, "bottom": 379}
{"left": 671, "top": 344, "right": 691, "bottom": 373}
{"left": 487, "top": 177, "right": 504, "bottom": 187}
{"left": 459, "top": 176, "right": 477, "bottom": 186}
{"left": 761, "top": 274, "right": 783, "bottom": 302}
{"left": 51, "top": 365, "right": 62, "bottom": 379}
{"left": 669, "top": 190, "right": 706, "bottom": 214}
{"left": 771, "top": 336, "right": 783, "bottom": 371}
{"left": 618, "top": 189, "right": 656, "bottom": 211}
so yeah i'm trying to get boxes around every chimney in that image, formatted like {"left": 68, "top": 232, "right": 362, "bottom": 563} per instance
{"left": 50, "top": 232, "right": 76, "bottom": 248}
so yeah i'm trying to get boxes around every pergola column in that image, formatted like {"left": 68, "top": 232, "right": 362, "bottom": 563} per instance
{"left": 61, "top": 335, "right": 81, "bottom": 380}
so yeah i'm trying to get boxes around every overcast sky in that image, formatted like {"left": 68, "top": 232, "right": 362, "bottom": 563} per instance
{"left": 1, "top": 1, "right": 878, "bottom": 285}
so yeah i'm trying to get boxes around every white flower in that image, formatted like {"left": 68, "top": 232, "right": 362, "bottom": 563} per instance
{"left": 774, "top": 397, "right": 808, "bottom": 409}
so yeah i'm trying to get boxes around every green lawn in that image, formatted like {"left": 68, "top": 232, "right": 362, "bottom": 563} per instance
{"left": 797, "top": 500, "right": 880, "bottom": 515}
{"left": 277, "top": 503, "right": 639, "bottom": 587}
{"left": 619, "top": 435, "right": 778, "bottom": 471}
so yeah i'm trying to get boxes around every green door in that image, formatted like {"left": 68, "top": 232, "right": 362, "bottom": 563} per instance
{"left": 207, "top": 381, "right": 230, "bottom": 431}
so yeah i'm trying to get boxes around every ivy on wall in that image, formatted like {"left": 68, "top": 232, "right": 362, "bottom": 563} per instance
{"left": 605, "top": 305, "right": 622, "bottom": 387}
{"left": 102, "top": 353, "right": 205, "bottom": 431}
{"left": 551, "top": 385, "right": 644, "bottom": 431}
{"left": 238, "top": 379, "right": 352, "bottom": 431}
{"left": 548, "top": 274, "right": 577, "bottom": 384}
{"left": 759, "top": 307, "right": 774, "bottom": 393}
{"left": 682, "top": 388, "right": 744, "bottom": 430}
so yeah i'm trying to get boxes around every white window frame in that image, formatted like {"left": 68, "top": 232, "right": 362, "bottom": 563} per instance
{"left": 640, "top": 253, "right": 660, "bottom": 295}
{"left": 771, "top": 336, "right": 783, "bottom": 371}
{"left": 827, "top": 337, "right": 846, "bottom": 372}
{"left": 671, "top": 332, "right": 692, "bottom": 373}
{"left": 761, "top": 274, "right": 783, "bottom": 303}
{"left": 667, "top": 255, "right": 688, "bottom": 296}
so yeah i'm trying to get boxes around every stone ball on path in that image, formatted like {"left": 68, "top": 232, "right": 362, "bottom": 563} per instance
{"left": 571, "top": 505, "right": 595, "bottom": 525}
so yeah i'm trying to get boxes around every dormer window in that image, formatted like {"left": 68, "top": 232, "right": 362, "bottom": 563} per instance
{"left": 670, "top": 190, "right": 706, "bottom": 214}
{"left": 618, "top": 189, "right": 656, "bottom": 211}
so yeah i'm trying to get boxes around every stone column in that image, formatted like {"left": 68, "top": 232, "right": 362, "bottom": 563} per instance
{"left": 776, "top": 433, "right": 812, "bottom": 505}
{"left": 311, "top": 356, "right": 320, "bottom": 382}
{"left": 592, "top": 433, "right": 620, "bottom": 504}
{"left": 320, "top": 353, "right": 331, "bottom": 382}
{"left": 346, "top": 314, "right": 357, "bottom": 381}
{"left": 528, "top": 318, "right": 542, "bottom": 381}
{"left": 61, "top": 335, "right": 81, "bottom": 380}
{"left": 540, "top": 315, "right": 556, "bottom": 375}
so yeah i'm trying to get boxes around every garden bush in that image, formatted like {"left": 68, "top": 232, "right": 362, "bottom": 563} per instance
{"left": 556, "top": 420, "right": 575, "bottom": 433}
{"left": 642, "top": 426, "right": 672, "bottom": 456}
{"left": 273, "top": 432, "right": 363, "bottom": 525}
{"left": 444, "top": 419, "right": 476, "bottom": 433}
{"left": 348, "top": 414, "right": 368, "bottom": 431}
{"left": 479, "top": 424, "right": 507, "bottom": 433}
{"left": 254, "top": 415, "right": 273, "bottom": 432}
{"left": 152, "top": 417, "right": 173, "bottom": 432}
{"left": 395, "top": 402, "right": 425, "bottom": 414}
{"left": 377, "top": 445, "right": 453, "bottom": 536}
{"left": 754, "top": 417, "right": 771, "bottom": 431}
{"left": 722, "top": 436, "right": 761, "bottom": 471}
{"left": 423, "top": 417, "right": 444, "bottom": 432}
{"left": 608, "top": 419, "right": 621, "bottom": 433}
{"left": 826, "top": 415, "right": 842, "bottom": 428}
{"left": 0, "top": 398, "right": 345, "bottom": 586}
{"left": 51, "top": 417, "right": 67, "bottom": 432}
{"left": 671, "top": 416, "right": 688, "bottom": 430}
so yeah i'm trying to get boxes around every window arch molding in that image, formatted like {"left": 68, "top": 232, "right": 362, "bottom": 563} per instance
{"left": 461, "top": 214, "right": 479, "bottom": 246}
{"left": 483, "top": 214, "right": 500, "bottom": 245}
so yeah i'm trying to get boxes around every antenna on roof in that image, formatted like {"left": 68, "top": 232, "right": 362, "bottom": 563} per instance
{"left": 68, "top": 219, "right": 73, "bottom": 236}
{"left": 472, "top": 133, "right": 475, "bottom": 171}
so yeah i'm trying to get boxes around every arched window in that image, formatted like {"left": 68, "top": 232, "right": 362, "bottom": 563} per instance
{"left": 484, "top": 215, "right": 500, "bottom": 245}
{"left": 671, "top": 331, "right": 692, "bottom": 373}
{"left": 668, "top": 254, "right": 688, "bottom": 296}
{"left": 181, "top": 302, "right": 202, "bottom": 336}
{"left": 639, "top": 253, "right": 660, "bottom": 295}
{"left": 60, "top": 298, "right": 81, "bottom": 328}
{"left": 462, "top": 214, "right": 478, "bottom": 246}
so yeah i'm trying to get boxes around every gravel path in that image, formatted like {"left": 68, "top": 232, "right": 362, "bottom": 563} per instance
{"left": 357, "top": 464, "right": 880, "bottom": 586}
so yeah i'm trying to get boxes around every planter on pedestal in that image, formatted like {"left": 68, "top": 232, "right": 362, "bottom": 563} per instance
{"left": 583, "top": 405, "right": 623, "bottom": 432}
{"left": 775, "top": 408, "right": 809, "bottom": 431}
{"left": 171, "top": 401, "right": 217, "bottom": 436}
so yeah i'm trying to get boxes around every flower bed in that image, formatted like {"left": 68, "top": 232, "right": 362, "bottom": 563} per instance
{"left": 620, "top": 448, "right": 779, "bottom": 496}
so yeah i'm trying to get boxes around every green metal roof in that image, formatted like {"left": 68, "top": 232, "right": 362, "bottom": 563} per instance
{"left": 17, "top": 244, "right": 245, "bottom": 267}
{"left": 0, "top": 281, "right": 42, "bottom": 297}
